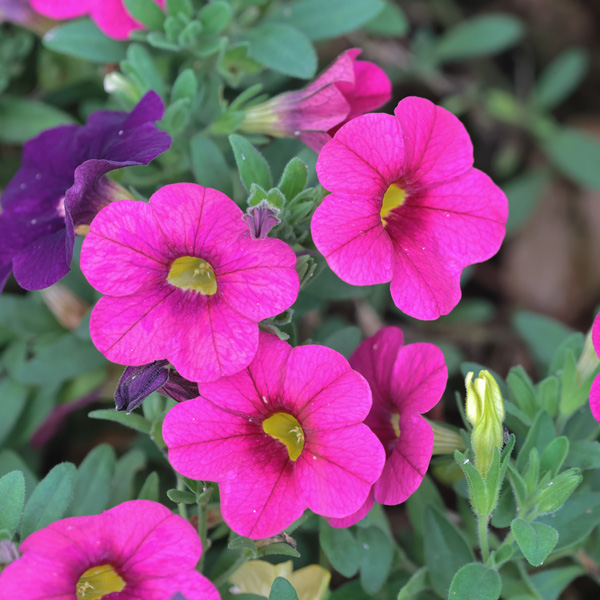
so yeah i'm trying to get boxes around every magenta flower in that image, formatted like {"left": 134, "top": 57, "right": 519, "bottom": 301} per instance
{"left": 163, "top": 332, "right": 385, "bottom": 539}
{"left": 311, "top": 96, "right": 508, "bottom": 320}
{"left": 0, "top": 91, "right": 171, "bottom": 292}
{"left": 589, "top": 315, "right": 600, "bottom": 422}
{"left": 30, "top": 0, "right": 164, "bottom": 39}
{"left": 0, "top": 500, "right": 219, "bottom": 600}
{"left": 329, "top": 327, "right": 447, "bottom": 527}
{"left": 240, "top": 48, "right": 391, "bottom": 152}
{"left": 81, "top": 183, "right": 299, "bottom": 383}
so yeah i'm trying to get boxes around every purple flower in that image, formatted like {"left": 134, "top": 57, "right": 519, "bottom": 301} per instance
{"left": 0, "top": 91, "right": 172, "bottom": 291}
{"left": 242, "top": 200, "right": 281, "bottom": 240}
{"left": 115, "top": 361, "right": 199, "bottom": 413}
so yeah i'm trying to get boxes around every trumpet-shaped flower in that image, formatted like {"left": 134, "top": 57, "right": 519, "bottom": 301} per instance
{"left": 163, "top": 332, "right": 385, "bottom": 539}
{"left": 329, "top": 327, "right": 447, "bottom": 527}
{"left": 81, "top": 183, "right": 299, "bottom": 383}
{"left": 0, "top": 91, "right": 171, "bottom": 292}
{"left": 240, "top": 48, "right": 391, "bottom": 152}
{"left": 30, "top": 0, "right": 164, "bottom": 40}
{"left": 0, "top": 500, "right": 219, "bottom": 600}
{"left": 589, "top": 315, "right": 600, "bottom": 423}
{"left": 311, "top": 96, "right": 508, "bottom": 320}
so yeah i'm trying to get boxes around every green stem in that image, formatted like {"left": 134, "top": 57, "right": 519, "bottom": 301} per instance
{"left": 478, "top": 514, "right": 490, "bottom": 563}
{"left": 176, "top": 475, "right": 187, "bottom": 520}
{"left": 197, "top": 493, "right": 208, "bottom": 572}
{"left": 212, "top": 554, "right": 248, "bottom": 589}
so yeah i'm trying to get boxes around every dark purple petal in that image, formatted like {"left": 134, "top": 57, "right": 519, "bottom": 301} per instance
{"left": 159, "top": 372, "right": 199, "bottom": 403}
{"left": 242, "top": 200, "right": 281, "bottom": 240}
{"left": 115, "top": 360, "right": 170, "bottom": 413}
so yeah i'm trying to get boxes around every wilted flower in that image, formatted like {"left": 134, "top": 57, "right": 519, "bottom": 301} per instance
{"left": 243, "top": 200, "right": 281, "bottom": 240}
{"left": 465, "top": 370, "right": 505, "bottom": 477}
{"left": 311, "top": 96, "right": 508, "bottom": 320}
{"left": 0, "top": 91, "right": 171, "bottom": 292}
{"left": 240, "top": 48, "right": 391, "bottom": 152}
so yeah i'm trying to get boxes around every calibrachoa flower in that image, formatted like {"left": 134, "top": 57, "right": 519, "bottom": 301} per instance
{"left": 0, "top": 91, "right": 171, "bottom": 292}
{"left": 81, "top": 183, "right": 299, "bottom": 383}
{"left": 163, "top": 332, "right": 385, "bottom": 539}
{"left": 589, "top": 315, "right": 600, "bottom": 423}
{"left": 0, "top": 500, "right": 219, "bottom": 600}
{"left": 30, "top": 0, "right": 165, "bottom": 40}
{"left": 311, "top": 96, "right": 508, "bottom": 320}
{"left": 240, "top": 48, "right": 391, "bottom": 153}
{"left": 329, "top": 327, "right": 447, "bottom": 527}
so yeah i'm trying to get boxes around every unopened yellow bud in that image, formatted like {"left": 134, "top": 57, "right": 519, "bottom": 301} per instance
{"left": 465, "top": 370, "right": 505, "bottom": 477}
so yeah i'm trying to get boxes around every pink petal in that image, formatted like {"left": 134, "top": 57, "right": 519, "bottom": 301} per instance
{"left": 220, "top": 456, "right": 303, "bottom": 539}
{"left": 327, "top": 489, "right": 374, "bottom": 529}
{"left": 296, "top": 425, "right": 385, "bottom": 518}
{"left": 590, "top": 375, "right": 600, "bottom": 424}
{"left": 81, "top": 200, "right": 170, "bottom": 297}
{"left": 316, "top": 113, "right": 403, "bottom": 194}
{"left": 131, "top": 572, "right": 219, "bottom": 600}
{"left": 311, "top": 192, "right": 393, "bottom": 286}
{"left": 164, "top": 398, "right": 268, "bottom": 482}
{"left": 30, "top": 0, "right": 89, "bottom": 18}
{"left": 593, "top": 314, "right": 600, "bottom": 355}
{"left": 306, "top": 48, "right": 360, "bottom": 97}
{"left": 283, "top": 344, "right": 371, "bottom": 425}
{"left": 349, "top": 326, "right": 404, "bottom": 408}
{"left": 393, "top": 97, "right": 473, "bottom": 189}
{"left": 90, "top": 0, "right": 142, "bottom": 40}
{"left": 217, "top": 234, "right": 299, "bottom": 322}
{"left": 346, "top": 60, "right": 392, "bottom": 120}
{"left": 390, "top": 343, "right": 447, "bottom": 415}
{"left": 375, "top": 414, "right": 433, "bottom": 504}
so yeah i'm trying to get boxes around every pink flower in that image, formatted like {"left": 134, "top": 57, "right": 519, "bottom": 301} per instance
{"left": 311, "top": 97, "right": 508, "bottom": 320}
{"left": 589, "top": 315, "right": 600, "bottom": 422}
{"left": 329, "top": 327, "right": 447, "bottom": 527}
{"left": 0, "top": 500, "right": 219, "bottom": 600}
{"left": 81, "top": 183, "right": 299, "bottom": 383}
{"left": 30, "top": 0, "right": 164, "bottom": 40}
{"left": 240, "top": 48, "right": 391, "bottom": 153}
{"left": 163, "top": 332, "right": 386, "bottom": 539}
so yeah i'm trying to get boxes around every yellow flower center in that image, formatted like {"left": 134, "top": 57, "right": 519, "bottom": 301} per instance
{"left": 380, "top": 184, "right": 407, "bottom": 226}
{"left": 167, "top": 256, "right": 217, "bottom": 295}
{"left": 76, "top": 564, "right": 126, "bottom": 600}
{"left": 262, "top": 412, "right": 305, "bottom": 461}
{"left": 391, "top": 412, "right": 401, "bottom": 439}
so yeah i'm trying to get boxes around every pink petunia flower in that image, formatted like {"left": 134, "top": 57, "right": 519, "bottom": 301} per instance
{"left": 589, "top": 315, "right": 600, "bottom": 422}
{"left": 0, "top": 500, "right": 219, "bottom": 600}
{"left": 240, "top": 48, "right": 392, "bottom": 153}
{"left": 81, "top": 183, "right": 299, "bottom": 383}
{"left": 163, "top": 332, "right": 386, "bottom": 539}
{"left": 329, "top": 327, "right": 447, "bottom": 527}
{"left": 311, "top": 96, "right": 508, "bottom": 320}
{"left": 30, "top": 0, "right": 164, "bottom": 40}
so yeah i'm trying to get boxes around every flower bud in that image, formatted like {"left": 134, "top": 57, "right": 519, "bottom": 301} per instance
{"left": 465, "top": 370, "right": 505, "bottom": 477}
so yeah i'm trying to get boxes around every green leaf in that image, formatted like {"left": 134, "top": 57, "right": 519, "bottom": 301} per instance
{"left": 259, "top": 542, "right": 301, "bottom": 558}
{"left": 539, "top": 437, "right": 569, "bottom": 478}
{"left": 533, "top": 47, "right": 589, "bottom": 110}
{"left": 364, "top": 2, "right": 409, "bottom": 37}
{"left": 229, "top": 134, "right": 272, "bottom": 191}
{"left": 43, "top": 18, "right": 127, "bottom": 63}
{"left": 20, "top": 463, "right": 76, "bottom": 539}
{"left": 245, "top": 23, "right": 316, "bottom": 79}
{"left": 322, "top": 326, "right": 361, "bottom": 359}
{"left": 167, "top": 489, "right": 196, "bottom": 504}
{"left": 0, "top": 379, "right": 27, "bottom": 445}
{"left": 516, "top": 411, "right": 555, "bottom": 471}
{"left": 423, "top": 505, "right": 474, "bottom": 597}
{"left": 123, "top": 0, "right": 166, "bottom": 29}
{"left": 448, "top": 563, "right": 501, "bottom": 599}
{"left": 108, "top": 449, "right": 147, "bottom": 506}
{"left": 278, "top": 157, "right": 308, "bottom": 201}
{"left": 268, "top": 0, "right": 384, "bottom": 41}
{"left": 190, "top": 135, "right": 233, "bottom": 196}
{"left": 0, "top": 451, "right": 38, "bottom": 500}
{"left": 122, "top": 43, "right": 165, "bottom": 97}
{"left": 319, "top": 519, "right": 361, "bottom": 578}
{"left": 0, "top": 96, "right": 75, "bottom": 144}
{"left": 357, "top": 526, "right": 393, "bottom": 595}
{"left": 544, "top": 127, "right": 600, "bottom": 189}
{"left": 88, "top": 409, "right": 151, "bottom": 435}
{"left": 172, "top": 68, "right": 197, "bottom": 103}
{"left": 199, "top": 1, "right": 232, "bottom": 35}
{"left": 534, "top": 468, "right": 582, "bottom": 515}
{"left": 137, "top": 471, "right": 159, "bottom": 501}
{"left": 269, "top": 578, "right": 299, "bottom": 600}
{"left": 228, "top": 535, "right": 258, "bottom": 556}
{"left": 529, "top": 566, "right": 584, "bottom": 600}
{"left": 455, "top": 450, "right": 489, "bottom": 517}
{"left": 397, "top": 567, "right": 430, "bottom": 600}
{"left": 71, "top": 444, "right": 116, "bottom": 517}
{"left": 511, "top": 519, "right": 558, "bottom": 566}
{"left": 434, "top": 14, "right": 524, "bottom": 62}
{"left": 0, "top": 471, "right": 25, "bottom": 538}
{"left": 165, "top": 0, "right": 192, "bottom": 19}
{"left": 507, "top": 365, "right": 537, "bottom": 419}
{"left": 503, "top": 169, "right": 551, "bottom": 235}
{"left": 565, "top": 440, "right": 600, "bottom": 470}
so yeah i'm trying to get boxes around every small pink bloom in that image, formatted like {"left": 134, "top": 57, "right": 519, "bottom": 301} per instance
{"left": 311, "top": 97, "right": 508, "bottom": 320}
{"left": 0, "top": 500, "right": 219, "bottom": 600}
{"left": 163, "top": 332, "right": 385, "bottom": 539}
{"left": 81, "top": 183, "right": 299, "bottom": 383}
{"left": 329, "top": 327, "right": 447, "bottom": 527}
{"left": 589, "top": 315, "right": 600, "bottom": 422}
{"left": 240, "top": 48, "right": 391, "bottom": 152}
{"left": 30, "top": 0, "right": 165, "bottom": 40}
